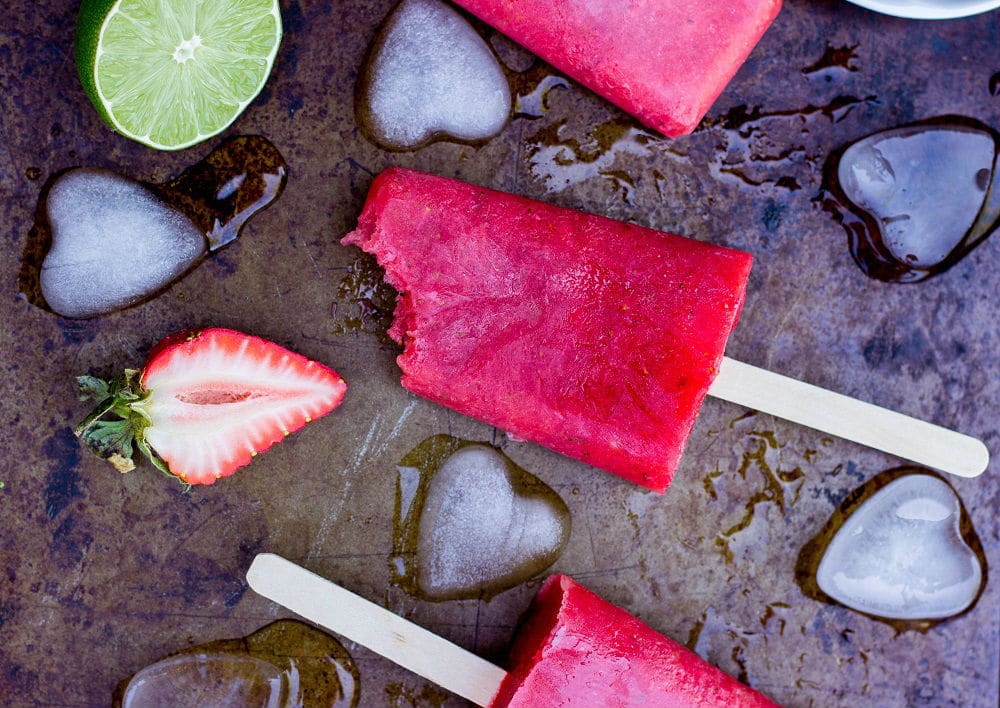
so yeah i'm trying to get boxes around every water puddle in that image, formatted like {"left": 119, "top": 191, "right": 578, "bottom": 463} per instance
{"left": 702, "top": 416, "right": 808, "bottom": 565}
{"left": 686, "top": 606, "right": 762, "bottom": 686}
{"left": 522, "top": 95, "right": 878, "bottom": 205}
{"left": 802, "top": 44, "right": 860, "bottom": 79}
{"left": 331, "top": 254, "right": 398, "bottom": 343}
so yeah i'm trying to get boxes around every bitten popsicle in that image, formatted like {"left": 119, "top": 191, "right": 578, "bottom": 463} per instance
{"left": 342, "top": 168, "right": 989, "bottom": 490}
{"left": 246, "top": 554, "right": 779, "bottom": 706}
{"left": 343, "top": 167, "right": 753, "bottom": 493}
{"left": 451, "top": 0, "right": 783, "bottom": 137}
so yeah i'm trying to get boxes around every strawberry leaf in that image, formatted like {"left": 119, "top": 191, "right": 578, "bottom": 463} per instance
{"left": 79, "top": 419, "right": 136, "bottom": 472}
{"left": 74, "top": 369, "right": 151, "bottom": 475}
{"left": 136, "top": 437, "right": 172, "bottom": 477}
{"left": 77, "top": 375, "right": 110, "bottom": 402}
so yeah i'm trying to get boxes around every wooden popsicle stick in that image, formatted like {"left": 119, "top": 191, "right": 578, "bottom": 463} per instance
{"left": 246, "top": 553, "right": 507, "bottom": 707}
{"left": 709, "top": 357, "right": 989, "bottom": 478}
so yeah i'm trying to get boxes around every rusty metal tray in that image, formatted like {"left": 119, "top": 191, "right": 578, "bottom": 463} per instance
{"left": 1, "top": 1, "right": 997, "bottom": 705}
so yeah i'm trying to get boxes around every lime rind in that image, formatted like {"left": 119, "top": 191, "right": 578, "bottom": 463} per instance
{"left": 79, "top": 0, "right": 282, "bottom": 151}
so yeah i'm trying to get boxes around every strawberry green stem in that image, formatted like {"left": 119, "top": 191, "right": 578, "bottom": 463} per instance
{"left": 74, "top": 369, "right": 173, "bottom": 478}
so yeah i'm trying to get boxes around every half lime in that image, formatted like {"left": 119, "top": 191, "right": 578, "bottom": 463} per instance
{"left": 75, "top": 0, "right": 282, "bottom": 151}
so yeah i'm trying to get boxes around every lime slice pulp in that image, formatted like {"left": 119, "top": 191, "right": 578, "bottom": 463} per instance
{"left": 75, "top": 0, "right": 282, "bottom": 151}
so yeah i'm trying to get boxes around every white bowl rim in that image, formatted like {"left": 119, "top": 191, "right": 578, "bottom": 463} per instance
{"left": 845, "top": 0, "right": 1000, "bottom": 20}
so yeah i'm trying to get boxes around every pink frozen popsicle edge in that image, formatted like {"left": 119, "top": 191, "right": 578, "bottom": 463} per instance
{"left": 453, "top": 0, "right": 783, "bottom": 137}
{"left": 492, "top": 574, "right": 779, "bottom": 706}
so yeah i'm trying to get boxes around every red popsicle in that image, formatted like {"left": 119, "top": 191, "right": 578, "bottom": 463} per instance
{"left": 493, "top": 574, "right": 778, "bottom": 706}
{"left": 452, "top": 0, "right": 783, "bottom": 137}
{"left": 247, "top": 555, "right": 780, "bottom": 707}
{"left": 342, "top": 167, "right": 752, "bottom": 492}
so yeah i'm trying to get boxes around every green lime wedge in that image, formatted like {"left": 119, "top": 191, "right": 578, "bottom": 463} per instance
{"left": 75, "top": 0, "right": 282, "bottom": 151}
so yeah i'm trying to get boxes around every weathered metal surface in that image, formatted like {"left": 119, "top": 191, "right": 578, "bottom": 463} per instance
{"left": 0, "top": 1, "right": 997, "bottom": 705}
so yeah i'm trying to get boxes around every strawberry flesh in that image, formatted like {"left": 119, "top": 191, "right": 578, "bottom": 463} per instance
{"left": 76, "top": 328, "right": 347, "bottom": 485}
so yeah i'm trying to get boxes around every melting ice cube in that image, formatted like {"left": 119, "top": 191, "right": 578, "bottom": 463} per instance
{"left": 416, "top": 445, "right": 570, "bottom": 600}
{"left": 122, "top": 654, "right": 285, "bottom": 708}
{"left": 396, "top": 440, "right": 570, "bottom": 601}
{"left": 120, "top": 620, "right": 358, "bottom": 707}
{"left": 827, "top": 119, "right": 1000, "bottom": 282}
{"left": 816, "top": 474, "right": 983, "bottom": 620}
{"left": 838, "top": 125, "right": 993, "bottom": 267}
{"left": 40, "top": 168, "right": 205, "bottom": 318}
{"left": 357, "top": 0, "right": 512, "bottom": 150}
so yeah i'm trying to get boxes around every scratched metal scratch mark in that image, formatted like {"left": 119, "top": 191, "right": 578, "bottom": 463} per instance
{"left": 305, "top": 411, "right": 384, "bottom": 563}
{"left": 302, "top": 241, "right": 324, "bottom": 278}
{"left": 305, "top": 401, "right": 417, "bottom": 563}
{"left": 374, "top": 400, "right": 418, "bottom": 458}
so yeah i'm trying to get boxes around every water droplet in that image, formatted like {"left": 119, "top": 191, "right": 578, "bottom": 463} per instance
{"left": 514, "top": 75, "right": 570, "bottom": 119}
{"left": 802, "top": 44, "right": 860, "bottom": 77}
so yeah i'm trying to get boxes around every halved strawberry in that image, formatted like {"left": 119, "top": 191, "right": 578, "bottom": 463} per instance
{"left": 75, "top": 328, "right": 347, "bottom": 485}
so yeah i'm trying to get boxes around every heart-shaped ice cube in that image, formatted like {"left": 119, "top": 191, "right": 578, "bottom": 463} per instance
{"left": 398, "top": 441, "right": 570, "bottom": 601}
{"left": 816, "top": 474, "right": 982, "bottom": 620}
{"left": 828, "top": 119, "right": 1000, "bottom": 282}
{"left": 120, "top": 620, "right": 359, "bottom": 707}
{"left": 123, "top": 654, "right": 284, "bottom": 707}
{"left": 357, "top": 0, "right": 512, "bottom": 150}
{"left": 40, "top": 168, "right": 205, "bottom": 318}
